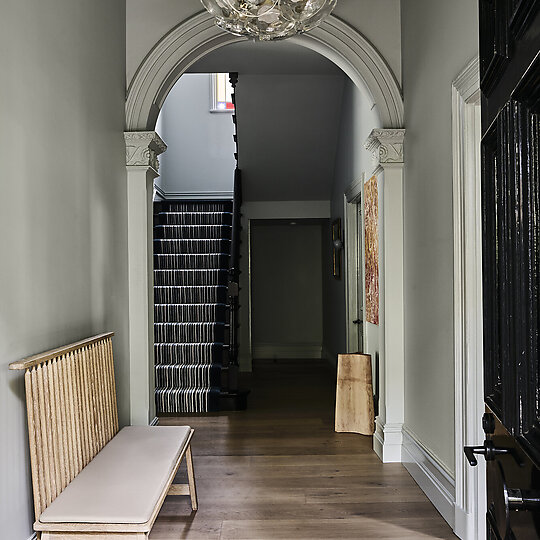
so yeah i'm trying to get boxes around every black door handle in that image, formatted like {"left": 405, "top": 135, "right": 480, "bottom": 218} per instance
{"left": 464, "top": 440, "right": 524, "bottom": 467}
{"left": 352, "top": 319, "right": 362, "bottom": 324}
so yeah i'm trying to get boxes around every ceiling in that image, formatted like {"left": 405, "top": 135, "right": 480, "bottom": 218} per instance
{"left": 187, "top": 40, "right": 343, "bottom": 75}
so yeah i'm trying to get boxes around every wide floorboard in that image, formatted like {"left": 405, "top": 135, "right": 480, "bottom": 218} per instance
{"left": 153, "top": 359, "right": 456, "bottom": 539}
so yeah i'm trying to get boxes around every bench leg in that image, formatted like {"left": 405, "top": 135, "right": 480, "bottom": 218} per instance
{"left": 185, "top": 443, "right": 198, "bottom": 511}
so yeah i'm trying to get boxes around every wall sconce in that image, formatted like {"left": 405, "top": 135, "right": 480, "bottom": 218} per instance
{"left": 332, "top": 218, "right": 343, "bottom": 279}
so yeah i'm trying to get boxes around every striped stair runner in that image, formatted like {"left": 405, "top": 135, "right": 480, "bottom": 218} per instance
{"left": 153, "top": 200, "right": 233, "bottom": 413}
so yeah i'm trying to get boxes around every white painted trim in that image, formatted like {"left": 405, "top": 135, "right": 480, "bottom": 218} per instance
{"left": 373, "top": 418, "right": 403, "bottom": 463}
{"left": 126, "top": 12, "right": 403, "bottom": 131}
{"left": 153, "top": 183, "right": 166, "bottom": 201}
{"left": 402, "top": 427, "right": 456, "bottom": 529}
{"left": 344, "top": 194, "right": 363, "bottom": 353}
{"left": 345, "top": 173, "right": 364, "bottom": 204}
{"left": 154, "top": 185, "right": 233, "bottom": 200}
{"left": 150, "top": 416, "right": 159, "bottom": 426}
{"left": 451, "top": 56, "right": 485, "bottom": 540}
{"left": 124, "top": 132, "right": 166, "bottom": 426}
{"left": 252, "top": 343, "right": 323, "bottom": 360}
{"left": 364, "top": 130, "right": 405, "bottom": 466}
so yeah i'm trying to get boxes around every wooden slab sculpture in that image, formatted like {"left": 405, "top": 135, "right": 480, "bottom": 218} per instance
{"left": 335, "top": 353, "right": 375, "bottom": 435}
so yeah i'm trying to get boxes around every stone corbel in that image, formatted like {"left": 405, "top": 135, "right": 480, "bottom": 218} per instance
{"left": 124, "top": 131, "right": 167, "bottom": 173}
{"left": 365, "top": 128, "right": 405, "bottom": 170}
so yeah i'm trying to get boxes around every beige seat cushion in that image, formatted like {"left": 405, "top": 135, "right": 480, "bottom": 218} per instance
{"left": 39, "top": 426, "right": 191, "bottom": 525}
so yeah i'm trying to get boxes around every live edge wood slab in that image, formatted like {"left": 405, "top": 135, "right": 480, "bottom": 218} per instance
{"left": 335, "top": 353, "right": 375, "bottom": 435}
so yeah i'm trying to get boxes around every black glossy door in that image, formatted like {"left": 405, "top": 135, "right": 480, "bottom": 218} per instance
{"left": 479, "top": 1, "right": 540, "bottom": 538}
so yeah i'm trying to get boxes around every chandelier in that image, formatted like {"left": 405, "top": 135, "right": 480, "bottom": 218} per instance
{"left": 200, "top": 0, "right": 338, "bottom": 41}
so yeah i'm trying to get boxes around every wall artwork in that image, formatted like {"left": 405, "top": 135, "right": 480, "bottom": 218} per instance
{"left": 364, "top": 175, "right": 379, "bottom": 325}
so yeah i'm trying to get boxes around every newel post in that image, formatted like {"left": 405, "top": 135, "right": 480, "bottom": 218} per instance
{"left": 124, "top": 131, "right": 167, "bottom": 425}
{"left": 365, "top": 128, "right": 405, "bottom": 462}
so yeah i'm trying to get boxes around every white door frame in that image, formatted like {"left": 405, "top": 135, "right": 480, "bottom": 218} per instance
{"left": 451, "top": 57, "right": 486, "bottom": 540}
{"left": 344, "top": 177, "right": 364, "bottom": 353}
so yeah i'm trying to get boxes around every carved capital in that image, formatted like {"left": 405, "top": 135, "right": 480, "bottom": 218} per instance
{"left": 365, "top": 128, "right": 405, "bottom": 168}
{"left": 124, "top": 131, "right": 167, "bottom": 173}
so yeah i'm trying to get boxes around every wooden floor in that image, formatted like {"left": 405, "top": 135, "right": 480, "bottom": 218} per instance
{"left": 153, "top": 359, "right": 456, "bottom": 539}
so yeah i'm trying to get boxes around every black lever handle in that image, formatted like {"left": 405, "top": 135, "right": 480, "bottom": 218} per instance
{"left": 464, "top": 445, "right": 484, "bottom": 466}
{"left": 464, "top": 440, "right": 524, "bottom": 467}
{"left": 508, "top": 488, "right": 540, "bottom": 511}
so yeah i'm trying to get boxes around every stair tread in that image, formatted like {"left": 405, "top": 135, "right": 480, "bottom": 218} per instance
{"left": 154, "top": 224, "right": 232, "bottom": 228}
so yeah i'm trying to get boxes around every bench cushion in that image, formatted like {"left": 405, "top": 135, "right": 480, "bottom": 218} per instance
{"left": 39, "top": 426, "right": 191, "bottom": 525}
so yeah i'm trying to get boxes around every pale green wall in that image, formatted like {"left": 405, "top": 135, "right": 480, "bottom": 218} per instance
{"left": 401, "top": 0, "right": 478, "bottom": 475}
{"left": 251, "top": 223, "right": 324, "bottom": 355}
{"left": 0, "top": 1, "right": 128, "bottom": 537}
{"left": 324, "top": 78, "right": 381, "bottom": 364}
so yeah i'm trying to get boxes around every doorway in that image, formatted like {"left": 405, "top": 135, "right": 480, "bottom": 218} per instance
{"left": 250, "top": 219, "right": 327, "bottom": 362}
{"left": 344, "top": 193, "right": 364, "bottom": 354}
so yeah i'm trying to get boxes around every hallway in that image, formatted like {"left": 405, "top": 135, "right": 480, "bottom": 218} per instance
{"left": 154, "top": 360, "right": 456, "bottom": 539}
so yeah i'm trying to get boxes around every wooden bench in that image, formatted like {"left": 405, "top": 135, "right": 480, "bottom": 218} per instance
{"left": 10, "top": 332, "right": 197, "bottom": 539}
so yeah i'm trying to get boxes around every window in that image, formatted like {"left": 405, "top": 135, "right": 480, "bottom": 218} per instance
{"left": 211, "top": 73, "right": 235, "bottom": 112}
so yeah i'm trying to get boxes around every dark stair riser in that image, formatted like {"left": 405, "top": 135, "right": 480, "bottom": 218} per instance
{"left": 154, "top": 238, "right": 231, "bottom": 254}
{"left": 155, "top": 363, "right": 222, "bottom": 388}
{"left": 154, "top": 303, "right": 227, "bottom": 323}
{"left": 154, "top": 269, "right": 229, "bottom": 286}
{"left": 154, "top": 322, "right": 225, "bottom": 343}
{"left": 154, "top": 343, "right": 224, "bottom": 365}
{"left": 159, "top": 201, "right": 232, "bottom": 213}
{"left": 156, "top": 212, "right": 233, "bottom": 226}
{"left": 154, "top": 225, "right": 232, "bottom": 240}
{"left": 154, "top": 286, "right": 227, "bottom": 304}
{"left": 155, "top": 387, "right": 221, "bottom": 413}
{"left": 154, "top": 253, "right": 229, "bottom": 270}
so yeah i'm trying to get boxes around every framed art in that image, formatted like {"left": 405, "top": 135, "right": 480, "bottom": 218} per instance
{"left": 364, "top": 175, "right": 379, "bottom": 325}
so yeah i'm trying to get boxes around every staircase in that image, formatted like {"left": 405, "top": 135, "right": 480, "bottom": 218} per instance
{"left": 153, "top": 200, "right": 233, "bottom": 413}
{"left": 153, "top": 73, "right": 247, "bottom": 414}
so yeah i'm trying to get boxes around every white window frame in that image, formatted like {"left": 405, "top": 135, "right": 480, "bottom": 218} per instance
{"left": 210, "top": 73, "right": 235, "bottom": 113}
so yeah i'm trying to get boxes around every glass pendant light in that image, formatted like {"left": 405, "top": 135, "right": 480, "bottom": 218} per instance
{"left": 200, "top": 0, "right": 338, "bottom": 41}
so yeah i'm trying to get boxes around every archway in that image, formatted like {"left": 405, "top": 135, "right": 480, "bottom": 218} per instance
{"left": 124, "top": 10, "right": 405, "bottom": 465}
{"left": 126, "top": 12, "right": 403, "bottom": 131}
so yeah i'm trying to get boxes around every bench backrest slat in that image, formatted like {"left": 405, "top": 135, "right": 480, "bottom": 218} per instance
{"left": 10, "top": 333, "right": 118, "bottom": 521}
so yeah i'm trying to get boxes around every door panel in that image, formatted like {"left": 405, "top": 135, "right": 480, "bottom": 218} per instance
{"left": 478, "top": 2, "right": 540, "bottom": 538}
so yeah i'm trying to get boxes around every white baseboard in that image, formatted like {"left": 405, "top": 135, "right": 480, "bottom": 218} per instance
{"left": 154, "top": 185, "right": 233, "bottom": 200}
{"left": 150, "top": 416, "right": 159, "bottom": 426}
{"left": 373, "top": 419, "right": 403, "bottom": 463}
{"left": 252, "top": 343, "right": 322, "bottom": 360}
{"left": 454, "top": 504, "right": 474, "bottom": 540}
{"left": 401, "top": 427, "right": 456, "bottom": 530}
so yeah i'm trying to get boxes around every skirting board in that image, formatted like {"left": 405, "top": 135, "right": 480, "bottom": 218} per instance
{"left": 373, "top": 419, "right": 403, "bottom": 463}
{"left": 252, "top": 344, "right": 323, "bottom": 360}
{"left": 154, "top": 185, "right": 233, "bottom": 200}
{"left": 401, "top": 427, "right": 456, "bottom": 530}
